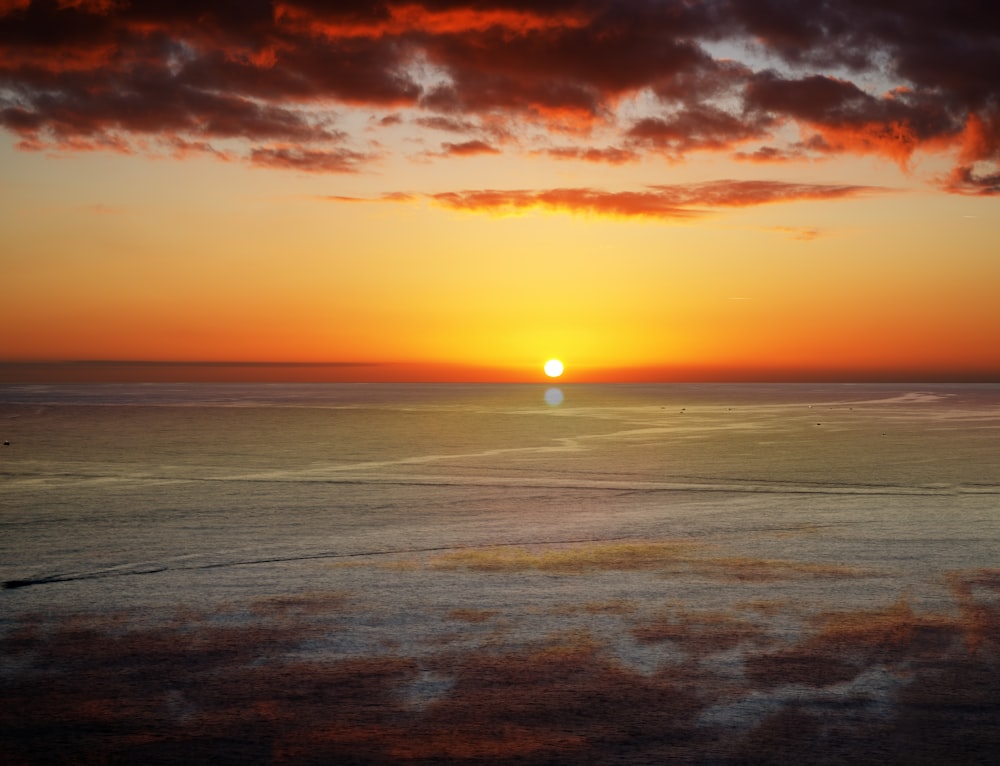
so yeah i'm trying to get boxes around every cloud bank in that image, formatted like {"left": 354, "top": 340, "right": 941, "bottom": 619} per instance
{"left": 1, "top": 1, "right": 997, "bottom": 192}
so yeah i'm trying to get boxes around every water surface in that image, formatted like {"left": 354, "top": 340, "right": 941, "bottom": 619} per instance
{"left": 2, "top": 383, "right": 998, "bottom": 763}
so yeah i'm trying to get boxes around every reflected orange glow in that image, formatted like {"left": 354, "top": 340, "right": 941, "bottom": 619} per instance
{"left": 3, "top": 565, "right": 999, "bottom": 764}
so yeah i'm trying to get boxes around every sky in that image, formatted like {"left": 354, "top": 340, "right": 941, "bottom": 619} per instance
{"left": 1, "top": 0, "right": 999, "bottom": 383}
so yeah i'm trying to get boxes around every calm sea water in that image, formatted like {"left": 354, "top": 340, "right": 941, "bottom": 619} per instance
{"left": 2, "top": 383, "right": 999, "bottom": 763}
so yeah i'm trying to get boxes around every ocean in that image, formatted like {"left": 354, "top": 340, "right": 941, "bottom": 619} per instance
{"left": 2, "top": 383, "right": 998, "bottom": 764}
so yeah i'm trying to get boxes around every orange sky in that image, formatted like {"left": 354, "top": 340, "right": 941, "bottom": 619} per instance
{"left": 1, "top": 1, "right": 999, "bottom": 382}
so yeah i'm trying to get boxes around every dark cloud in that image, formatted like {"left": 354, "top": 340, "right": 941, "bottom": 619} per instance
{"left": 728, "top": 0, "right": 1000, "bottom": 174}
{"left": 416, "top": 114, "right": 478, "bottom": 132}
{"left": 743, "top": 71, "right": 961, "bottom": 166}
{"left": 0, "top": 0, "right": 414, "bottom": 161}
{"left": 628, "top": 106, "right": 775, "bottom": 156}
{"left": 728, "top": 0, "right": 1000, "bottom": 105}
{"left": 0, "top": 1, "right": 997, "bottom": 188}
{"left": 412, "top": 3, "right": 713, "bottom": 124}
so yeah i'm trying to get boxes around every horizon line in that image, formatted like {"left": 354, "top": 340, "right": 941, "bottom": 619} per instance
{"left": 0, "top": 360, "right": 997, "bottom": 385}
{"left": 1, "top": 360, "right": 386, "bottom": 368}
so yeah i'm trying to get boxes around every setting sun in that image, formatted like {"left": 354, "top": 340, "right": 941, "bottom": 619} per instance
{"left": 544, "top": 359, "right": 564, "bottom": 378}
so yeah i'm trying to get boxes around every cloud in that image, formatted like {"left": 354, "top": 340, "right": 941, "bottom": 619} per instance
{"left": 733, "top": 146, "right": 804, "bottom": 163}
{"left": 320, "top": 191, "right": 418, "bottom": 203}
{"left": 426, "top": 179, "right": 878, "bottom": 220}
{"left": 415, "top": 115, "right": 478, "bottom": 133}
{"left": 628, "top": 107, "right": 775, "bottom": 156}
{"left": 942, "top": 165, "right": 1000, "bottom": 196}
{"left": 767, "top": 226, "right": 824, "bottom": 241}
{"left": 250, "top": 145, "right": 373, "bottom": 173}
{"left": 430, "top": 187, "right": 697, "bottom": 220}
{"left": 654, "top": 179, "right": 877, "bottom": 207}
{"left": 0, "top": 1, "right": 997, "bottom": 187}
{"left": 274, "top": 2, "right": 593, "bottom": 39}
{"left": 0, "top": 0, "right": 411, "bottom": 163}
{"left": 439, "top": 139, "right": 500, "bottom": 156}
{"left": 742, "top": 72, "right": 958, "bottom": 167}
{"left": 730, "top": 1, "right": 1000, "bottom": 172}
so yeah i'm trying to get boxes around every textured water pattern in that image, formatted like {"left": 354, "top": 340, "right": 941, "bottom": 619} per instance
{"left": 1, "top": 383, "right": 999, "bottom": 764}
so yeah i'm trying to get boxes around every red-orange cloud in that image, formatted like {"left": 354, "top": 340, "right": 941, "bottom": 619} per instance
{"left": 440, "top": 139, "right": 500, "bottom": 156}
{"left": 274, "top": 2, "right": 592, "bottom": 39}
{"left": 427, "top": 180, "right": 878, "bottom": 219}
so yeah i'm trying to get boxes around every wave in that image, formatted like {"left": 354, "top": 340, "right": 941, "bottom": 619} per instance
{"left": 4, "top": 465, "right": 994, "bottom": 497}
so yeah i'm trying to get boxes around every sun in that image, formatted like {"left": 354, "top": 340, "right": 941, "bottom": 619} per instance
{"left": 543, "top": 359, "right": 564, "bottom": 378}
